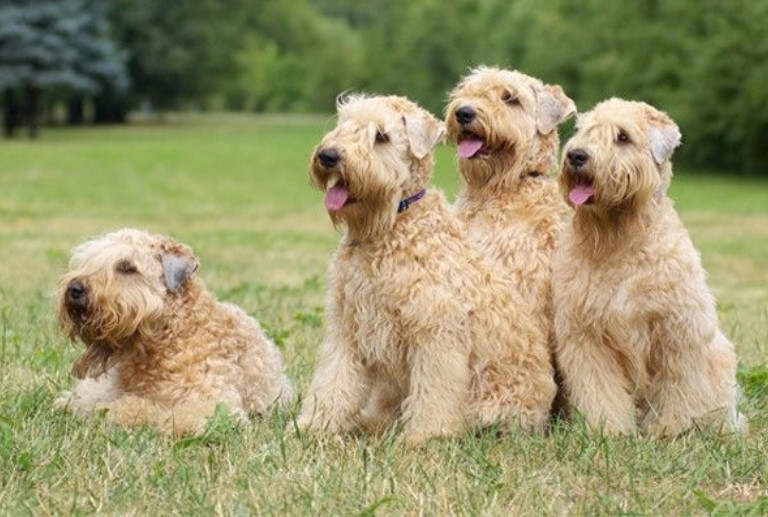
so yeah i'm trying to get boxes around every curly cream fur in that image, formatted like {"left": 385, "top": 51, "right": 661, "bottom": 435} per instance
{"left": 553, "top": 98, "right": 747, "bottom": 436}
{"left": 297, "top": 95, "right": 555, "bottom": 445}
{"left": 445, "top": 67, "right": 575, "bottom": 412}
{"left": 55, "top": 229, "right": 292, "bottom": 436}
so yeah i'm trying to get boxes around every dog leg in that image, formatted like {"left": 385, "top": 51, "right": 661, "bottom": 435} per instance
{"left": 54, "top": 369, "right": 121, "bottom": 415}
{"left": 400, "top": 333, "right": 470, "bottom": 445}
{"left": 558, "top": 335, "right": 637, "bottom": 434}
{"left": 470, "top": 357, "right": 556, "bottom": 433}
{"left": 296, "top": 337, "right": 366, "bottom": 434}
{"left": 359, "top": 365, "right": 403, "bottom": 434}
{"left": 102, "top": 396, "right": 229, "bottom": 436}
{"left": 358, "top": 372, "right": 403, "bottom": 434}
{"left": 642, "top": 325, "right": 746, "bottom": 437}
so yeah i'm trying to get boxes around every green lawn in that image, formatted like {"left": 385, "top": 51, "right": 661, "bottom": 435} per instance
{"left": 1, "top": 115, "right": 766, "bottom": 515}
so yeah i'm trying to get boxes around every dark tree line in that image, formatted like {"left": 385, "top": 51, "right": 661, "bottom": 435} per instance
{"left": 1, "top": 0, "right": 766, "bottom": 172}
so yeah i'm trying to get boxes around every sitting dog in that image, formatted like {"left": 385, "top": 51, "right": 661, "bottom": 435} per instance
{"left": 445, "top": 67, "right": 576, "bottom": 413}
{"left": 553, "top": 98, "right": 747, "bottom": 436}
{"left": 55, "top": 228, "right": 292, "bottom": 435}
{"left": 296, "top": 94, "right": 554, "bottom": 445}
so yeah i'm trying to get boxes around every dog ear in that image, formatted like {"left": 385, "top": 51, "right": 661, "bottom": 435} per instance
{"left": 403, "top": 113, "right": 446, "bottom": 160}
{"left": 648, "top": 123, "right": 681, "bottom": 165}
{"left": 534, "top": 84, "right": 576, "bottom": 135}
{"left": 335, "top": 90, "right": 352, "bottom": 110}
{"left": 161, "top": 253, "right": 198, "bottom": 292}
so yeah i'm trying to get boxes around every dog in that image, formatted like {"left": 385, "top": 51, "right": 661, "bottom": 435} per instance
{"left": 296, "top": 94, "right": 554, "bottom": 445}
{"left": 55, "top": 228, "right": 292, "bottom": 435}
{"left": 553, "top": 98, "right": 747, "bottom": 436}
{"left": 445, "top": 66, "right": 576, "bottom": 414}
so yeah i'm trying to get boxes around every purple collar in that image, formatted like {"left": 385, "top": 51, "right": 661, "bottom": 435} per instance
{"left": 398, "top": 189, "right": 426, "bottom": 213}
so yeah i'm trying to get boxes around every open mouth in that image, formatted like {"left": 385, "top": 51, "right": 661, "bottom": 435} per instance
{"left": 568, "top": 177, "right": 595, "bottom": 206}
{"left": 324, "top": 179, "right": 358, "bottom": 212}
{"left": 66, "top": 301, "right": 88, "bottom": 322}
{"left": 457, "top": 131, "right": 488, "bottom": 159}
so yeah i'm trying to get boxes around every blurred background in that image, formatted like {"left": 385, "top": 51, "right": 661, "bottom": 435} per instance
{"left": 1, "top": 0, "right": 767, "bottom": 173}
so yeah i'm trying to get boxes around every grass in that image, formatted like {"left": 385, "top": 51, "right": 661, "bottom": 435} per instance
{"left": 1, "top": 114, "right": 766, "bottom": 515}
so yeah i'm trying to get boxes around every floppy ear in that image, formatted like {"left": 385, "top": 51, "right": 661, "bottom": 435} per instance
{"left": 161, "top": 253, "right": 198, "bottom": 292}
{"left": 534, "top": 84, "right": 576, "bottom": 135}
{"left": 648, "top": 123, "right": 681, "bottom": 164}
{"left": 403, "top": 113, "right": 446, "bottom": 159}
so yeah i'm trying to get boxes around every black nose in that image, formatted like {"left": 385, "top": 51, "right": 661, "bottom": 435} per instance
{"left": 567, "top": 149, "right": 589, "bottom": 168}
{"left": 455, "top": 106, "right": 476, "bottom": 125}
{"left": 317, "top": 148, "right": 340, "bottom": 168}
{"left": 67, "top": 280, "right": 87, "bottom": 304}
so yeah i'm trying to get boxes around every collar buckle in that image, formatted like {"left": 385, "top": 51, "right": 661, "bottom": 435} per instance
{"left": 397, "top": 189, "right": 426, "bottom": 213}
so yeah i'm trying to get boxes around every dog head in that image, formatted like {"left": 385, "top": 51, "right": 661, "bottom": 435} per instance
{"left": 560, "top": 98, "right": 681, "bottom": 211}
{"left": 310, "top": 94, "right": 444, "bottom": 238}
{"left": 58, "top": 228, "right": 199, "bottom": 378}
{"left": 446, "top": 66, "right": 575, "bottom": 187}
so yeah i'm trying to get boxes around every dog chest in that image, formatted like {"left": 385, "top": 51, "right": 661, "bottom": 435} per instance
{"left": 336, "top": 251, "right": 471, "bottom": 364}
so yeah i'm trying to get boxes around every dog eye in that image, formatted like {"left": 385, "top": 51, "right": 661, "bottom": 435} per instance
{"left": 617, "top": 130, "right": 631, "bottom": 144}
{"left": 375, "top": 130, "right": 389, "bottom": 144}
{"left": 115, "top": 260, "right": 138, "bottom": 274}
{"left": 501, "top": 91, "right": 520, "bottom": 106}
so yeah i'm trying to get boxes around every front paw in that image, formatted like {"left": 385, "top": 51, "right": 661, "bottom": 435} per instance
{"left": 53, "top": 391, "right": 73, "bottom": 411}
{"left": 291, "top": 411, "right": 354, "bottom": 436}
{"left": 402, "top": 421, "right": 461, "bottom": 447}
{"left": 292, "top": 412, "right": 315, "bottom": 433}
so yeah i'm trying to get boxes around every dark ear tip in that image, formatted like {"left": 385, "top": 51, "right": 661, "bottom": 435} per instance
{"left": 161, "top": 253, "right": 197, "bottom": 292}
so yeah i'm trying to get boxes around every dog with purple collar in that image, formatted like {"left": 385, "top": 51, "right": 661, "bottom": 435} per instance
{"left": 295, "top": 93, "right": 555, "bottom": 445}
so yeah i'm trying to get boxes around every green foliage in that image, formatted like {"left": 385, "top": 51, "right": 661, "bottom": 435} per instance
{"left": 225, "top": 0, "right": 364, "bottom": 112}
{"left": 234, "top": 0, "right": 766, "bottom": 173}
{"left": 107, "top": 0, "right": 245, "bottom": 110}
{"left": 3, "top": 0, "right": 767, "bottom": 169}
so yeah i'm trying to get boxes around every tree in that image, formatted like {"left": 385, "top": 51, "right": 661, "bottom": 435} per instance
{"left": 228, "top": 0, "right": 364, "bottom": 112}
{"left": 0, "top": 0, "right": 127, "bottom": 137}
{"left": 104, "top": 0, "right": 246, "bottom": 117}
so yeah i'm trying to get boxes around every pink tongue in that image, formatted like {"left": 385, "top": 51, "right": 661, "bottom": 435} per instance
{"left": 325, "top": 184, "right": 349, "bottom": 212}
{"left": 569, "top": 184, "right": 595, "bottom": 206}
{"left": 458, "top": 139, "right": 484, "bottom": 159}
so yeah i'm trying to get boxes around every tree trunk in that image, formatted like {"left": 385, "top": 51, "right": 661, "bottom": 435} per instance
{"left": 67, "top": 96, "right": 85, "bottom": 125}
{"left": 93, "top": 89, "right": 129, "bottom": 124}
{"left": 3, "top": 89, "right": 20, "bottom": 138}
{"left": 26, "top": 84, "right": 41, "bottom": 138}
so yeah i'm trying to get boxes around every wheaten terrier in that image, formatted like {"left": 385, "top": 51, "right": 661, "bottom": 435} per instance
{"left": 553, "top": 98, "right": 747, "bottom": 436}
{"left": 55, "top": 228, "right": 292, "bottom": 435}
{"left": 296, "top": 94, "right": 554, "bottom": 445}
{"left": 445, "top": 66, "right": 576, "bottom": 411}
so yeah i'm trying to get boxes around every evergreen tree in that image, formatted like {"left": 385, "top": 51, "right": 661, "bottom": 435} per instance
{"left": 0, "top": 0, "right": 127, "bottom": 137}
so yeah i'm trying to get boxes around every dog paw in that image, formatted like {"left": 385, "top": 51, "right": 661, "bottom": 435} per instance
{"left": 732, "top": 412, "right": 749, "bottom": 435}
{"left": 402, "top": 423, "right": 460, "bottom": 447}
{"left": 402, "top": 430, "right": 447, "bottom": 448}
{"left": 288, "top": 413, "right": 320, "bottom": 434}
{"left": 53, "top": 391, "right": 73, "bottom": 410}
{"left": 290, "top": 412, "right": 355, "bottom": 437}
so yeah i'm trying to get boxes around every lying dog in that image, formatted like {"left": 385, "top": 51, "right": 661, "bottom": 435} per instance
{"left": 55, "top": 228, "right": 292, "bottom": 435}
